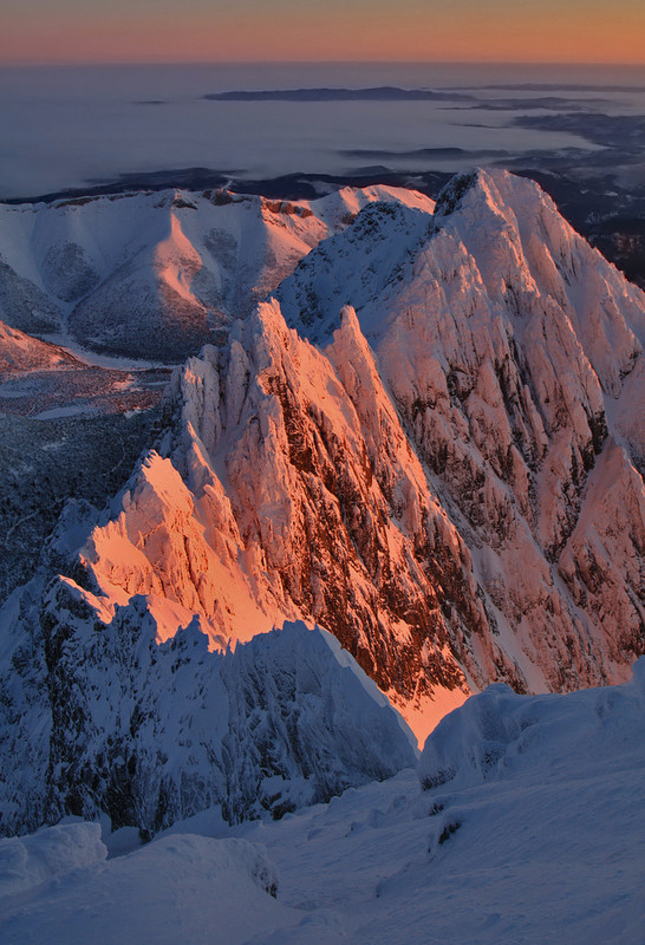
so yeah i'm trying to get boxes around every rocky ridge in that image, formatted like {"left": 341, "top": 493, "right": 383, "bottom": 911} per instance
{"left": 277, "top": 169, "right": 645, "bottom": 695}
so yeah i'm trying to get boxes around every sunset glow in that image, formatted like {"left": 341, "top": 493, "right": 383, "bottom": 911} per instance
{"left": 1, "top": 0, "right": 644, "bottom": 65}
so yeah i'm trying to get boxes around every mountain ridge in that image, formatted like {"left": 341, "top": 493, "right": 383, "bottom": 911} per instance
{"left": 0, "top": 184, "right": 433, "bottom": 363}
{"left": 0, "top": 168, "right": 643, "bottom": 840}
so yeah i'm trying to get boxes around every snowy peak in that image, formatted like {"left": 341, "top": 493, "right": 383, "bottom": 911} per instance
{"left": 431, "top": 168, "right": 644, "bottom": 396}
{"left": 16, "top": 292, "right": 484, "bottom": 742}
{"left": 276, "top": 169, "right": 645, "bottom": 697}
{"left": 0, "top": 185, "right": 426, "bottom": 362}
{"left": 275, "top": 198, "right": 436, "bottom": 345}
{"left": 6, "top": 170, "right": 643, "bottom": 735}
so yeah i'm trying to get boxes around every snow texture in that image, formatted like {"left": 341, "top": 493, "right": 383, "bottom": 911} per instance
{"left": 1, "top": 665, "right": 643, "bottom": 944}
{"left": 278, "top": 168, "right": 645, "bottom": 699}
{"left": 0, "top": 185, "right": 427, "bottom": 362}
{"left": 0, "top": 592, "right": 416, "bottom": 838}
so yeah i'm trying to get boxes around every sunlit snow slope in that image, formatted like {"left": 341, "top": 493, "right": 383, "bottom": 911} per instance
{"left": 0, "top": 185, "right": 432, "bottom": 362}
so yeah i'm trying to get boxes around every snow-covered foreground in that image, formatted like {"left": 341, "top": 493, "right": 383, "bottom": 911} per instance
{"left": 2, "top": 662, "right": 643, "bottom": 945}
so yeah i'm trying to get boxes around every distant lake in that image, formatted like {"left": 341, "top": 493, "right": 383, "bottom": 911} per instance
{"left": 1, "top": 61, "right": 645, "bottom": 201}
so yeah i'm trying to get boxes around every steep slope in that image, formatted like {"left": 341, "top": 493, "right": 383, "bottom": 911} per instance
{"left": 0, "top": 567, "right": 416, "bottom": 838}
{"left": 27, "top": 299, "right": 483, "bottom": 732}
{"left": 0, "top": 319, "right": 79, "bottom": 377}
{"left": 0, "top": 185, "right": 433, "bottom": 362}
{"left": 0, "top": 183, "right": 433, "bottom": 595}
{"left": 5, "top": 171, "right": 644, "bottom": 735}
{"left": 277, "top": 168, "right": 645, "bottom": 695}
{"left": 1, "top": 170, "right": 644, "bottom": 841}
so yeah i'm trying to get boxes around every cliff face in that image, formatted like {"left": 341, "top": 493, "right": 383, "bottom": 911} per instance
{"left": 70, "top": 297, "right": 481, "bottom": 723}
{"left": 277, "top": 169, "right": 645, "bottom": 696}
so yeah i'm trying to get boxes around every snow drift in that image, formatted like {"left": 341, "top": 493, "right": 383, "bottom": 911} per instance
{"left": 1, "top": 664, "right": 643, "bottom": 944}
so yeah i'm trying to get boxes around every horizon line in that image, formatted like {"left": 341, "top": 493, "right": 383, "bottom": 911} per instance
{"left": 2, "top": 58, "right": 645, "bottom": 70}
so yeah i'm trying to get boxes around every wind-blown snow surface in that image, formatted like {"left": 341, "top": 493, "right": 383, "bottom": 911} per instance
{"left": 1, "top": 665, "right": 643, "bottom": 945}
{"left": 0, "top": 185, "right": 433, "bottom": 362}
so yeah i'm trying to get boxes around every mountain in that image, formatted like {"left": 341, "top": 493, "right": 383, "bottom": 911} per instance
{"left": 0, "top": 185, "right": 434, "bottom": 363}
{"left": 0, "top": 168, "right": 643, "bottom": 840}
{"left": 0, "top": 183, "right": 432, "bottom": 595}
{"left": 66, "top": 169, "right": 645, "bottom": 724}
{"left": 276, "top": 168, "right": 645, "bottom": 690}
{"left": 0, "top": 319, "right": 79, "bottom": 377}
{"left": 0, "top": 583, "right": 416, "bottom": 838}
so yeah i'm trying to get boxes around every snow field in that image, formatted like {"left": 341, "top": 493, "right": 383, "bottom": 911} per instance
{"left": 1, "top": 663, "right": 643, "bottom": 944}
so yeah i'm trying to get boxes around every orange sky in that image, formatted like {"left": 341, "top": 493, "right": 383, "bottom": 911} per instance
{"left": 1, "top": 0, "right": 644, "bottom": 65}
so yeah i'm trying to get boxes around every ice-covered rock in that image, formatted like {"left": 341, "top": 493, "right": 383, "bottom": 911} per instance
{"left": 278, "top": 168, "right": 645, "bottom": 697}
{"left": 0, "top": 581, "right": 417, "bottom": 838}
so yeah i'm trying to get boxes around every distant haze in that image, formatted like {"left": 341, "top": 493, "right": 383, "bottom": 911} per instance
{"left": 2, "top": 62, "right": 645, "bottom": 202}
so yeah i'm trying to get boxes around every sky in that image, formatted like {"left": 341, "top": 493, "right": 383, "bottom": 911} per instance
{"left": 2, "top": 0, "right": 645, "bottom": 66}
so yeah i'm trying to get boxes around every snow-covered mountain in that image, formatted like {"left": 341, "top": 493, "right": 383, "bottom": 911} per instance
{"left": 0, "top": 169, "right": 643, "bottom": 842}
{"left": 276, "top": 168, "right": 645, "bottom": 690}
{"left": 0, "top": 182, "right": 431, "bottom": 595}
{"left": 0, "top": 185, "right": 433, "bottom": 362}
{"left": 0, "top": 319, "right": 79, "bottom": 377}
{"left": 1, "top": 663, "right": 643, "bottom": 944}
{"left": 0, "top": 578, "right": 416, "bottom": 838}
{"left": 47, "top": 169, "right": 643, "bottom": 724}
